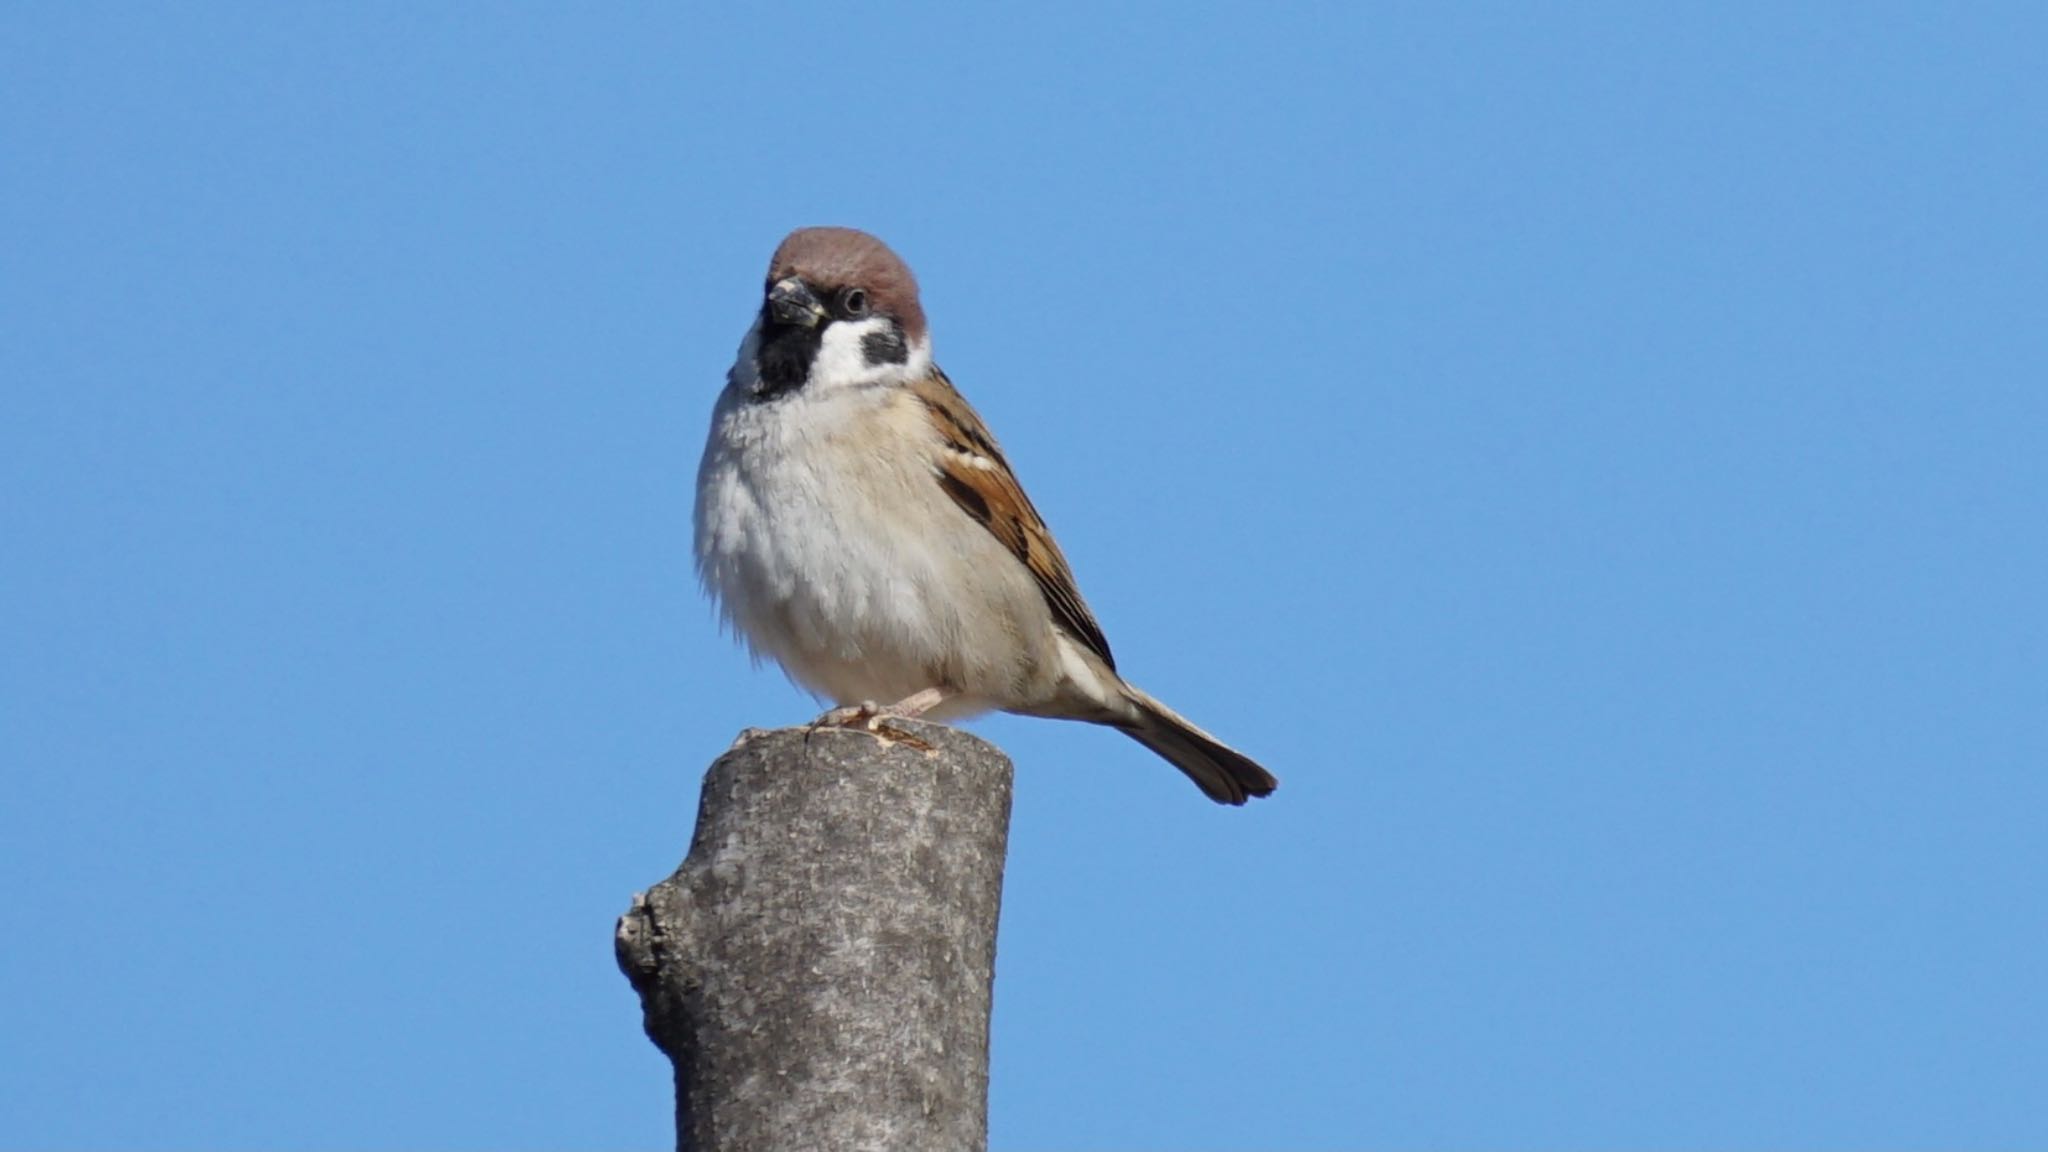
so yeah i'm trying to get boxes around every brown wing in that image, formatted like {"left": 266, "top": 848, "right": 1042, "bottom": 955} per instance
{"left": 908, "top": 368, "right": 1117, "bottom": 671}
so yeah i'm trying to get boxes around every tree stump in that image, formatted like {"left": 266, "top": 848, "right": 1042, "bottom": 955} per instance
{"left": 616, "top": 721, "right": 1014, "bottom": 1152}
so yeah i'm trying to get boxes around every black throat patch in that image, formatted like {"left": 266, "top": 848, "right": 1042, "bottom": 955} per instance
{"left": 753, "top": 309, "right": 820, "bottom": 400}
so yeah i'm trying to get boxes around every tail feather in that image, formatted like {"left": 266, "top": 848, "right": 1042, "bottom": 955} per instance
{"left": 1118, "top": 687, "right": 1278, "bottom": 805}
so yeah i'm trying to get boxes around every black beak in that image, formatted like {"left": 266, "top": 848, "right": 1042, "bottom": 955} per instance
{"left": 767, "top": 278, "right": 825, "bottom": 329}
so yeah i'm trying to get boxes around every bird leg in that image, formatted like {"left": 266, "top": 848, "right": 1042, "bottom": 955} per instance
{"left": 876, "top": 687, "right": 948, "bottom": 720}
{"left": 808, "top": 687, "right": 950, "bottom": 749}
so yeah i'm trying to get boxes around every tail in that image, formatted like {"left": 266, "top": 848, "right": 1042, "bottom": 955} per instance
{"left": 1117, "top": 685, "right": 1278, "bottom": 805}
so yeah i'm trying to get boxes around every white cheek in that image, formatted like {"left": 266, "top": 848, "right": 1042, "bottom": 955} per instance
{"left": 809, "top": 319, "right": 889, "bottom": 389}
{"left": 806, "top": 320, "right": 934, "bottom": 392}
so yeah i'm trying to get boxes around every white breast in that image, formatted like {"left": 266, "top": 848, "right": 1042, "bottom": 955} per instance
{"left": 693, "top": 367, "right": 1056, "bottom": 718}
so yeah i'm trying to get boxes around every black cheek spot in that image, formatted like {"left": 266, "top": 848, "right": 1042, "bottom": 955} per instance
{"left": 860, "top": 323, "right": 908, "bottom": 367}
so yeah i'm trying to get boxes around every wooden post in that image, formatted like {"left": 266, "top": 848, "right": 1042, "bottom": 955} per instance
{"left": 616, "top": 721, "right": 1013, "bottom": 1152}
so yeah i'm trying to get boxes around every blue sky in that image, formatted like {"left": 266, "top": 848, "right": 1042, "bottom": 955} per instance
{"left": 3, "top": 4, "right": 2043, "bottom": 1148}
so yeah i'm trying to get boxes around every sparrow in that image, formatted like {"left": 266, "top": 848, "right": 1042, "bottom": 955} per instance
{"left": 693, "top": 227, "right": 1277, "bottom": 805}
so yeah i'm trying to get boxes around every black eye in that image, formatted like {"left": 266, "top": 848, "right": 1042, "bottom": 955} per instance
{"left": 837, "top": 288, "right": 869, "bottom": 319}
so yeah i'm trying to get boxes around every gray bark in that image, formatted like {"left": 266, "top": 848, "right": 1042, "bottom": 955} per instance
{"left": 616, "top": 720, "right": 1013, "bottom": 1152}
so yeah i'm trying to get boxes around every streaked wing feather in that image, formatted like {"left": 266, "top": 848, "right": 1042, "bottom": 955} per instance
{"left": 910, "top": 369, "right": 1117, "bottom": 671}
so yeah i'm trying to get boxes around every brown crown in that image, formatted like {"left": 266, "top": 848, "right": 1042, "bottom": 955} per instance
{"left": 766, "top": 227, "right": 927, "bottom": 343}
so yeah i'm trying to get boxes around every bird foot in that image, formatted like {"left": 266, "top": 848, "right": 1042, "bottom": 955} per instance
{"left": 809, "top": 702, "right": 882, "bottom": 729}
{"left": 806, "top": 690, "right": 946, "bottom": 751}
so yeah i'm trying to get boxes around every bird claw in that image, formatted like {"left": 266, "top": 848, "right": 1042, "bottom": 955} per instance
{"left": 805, "top": 701, "right": 937, "bottom": 751}
{"left": 809, "top": 701, "right": 882, "bottom": 729}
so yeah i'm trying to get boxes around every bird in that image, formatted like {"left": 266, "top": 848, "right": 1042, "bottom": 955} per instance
{"left": 693, "top": 226, "right": 1277, "bottom": 805}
